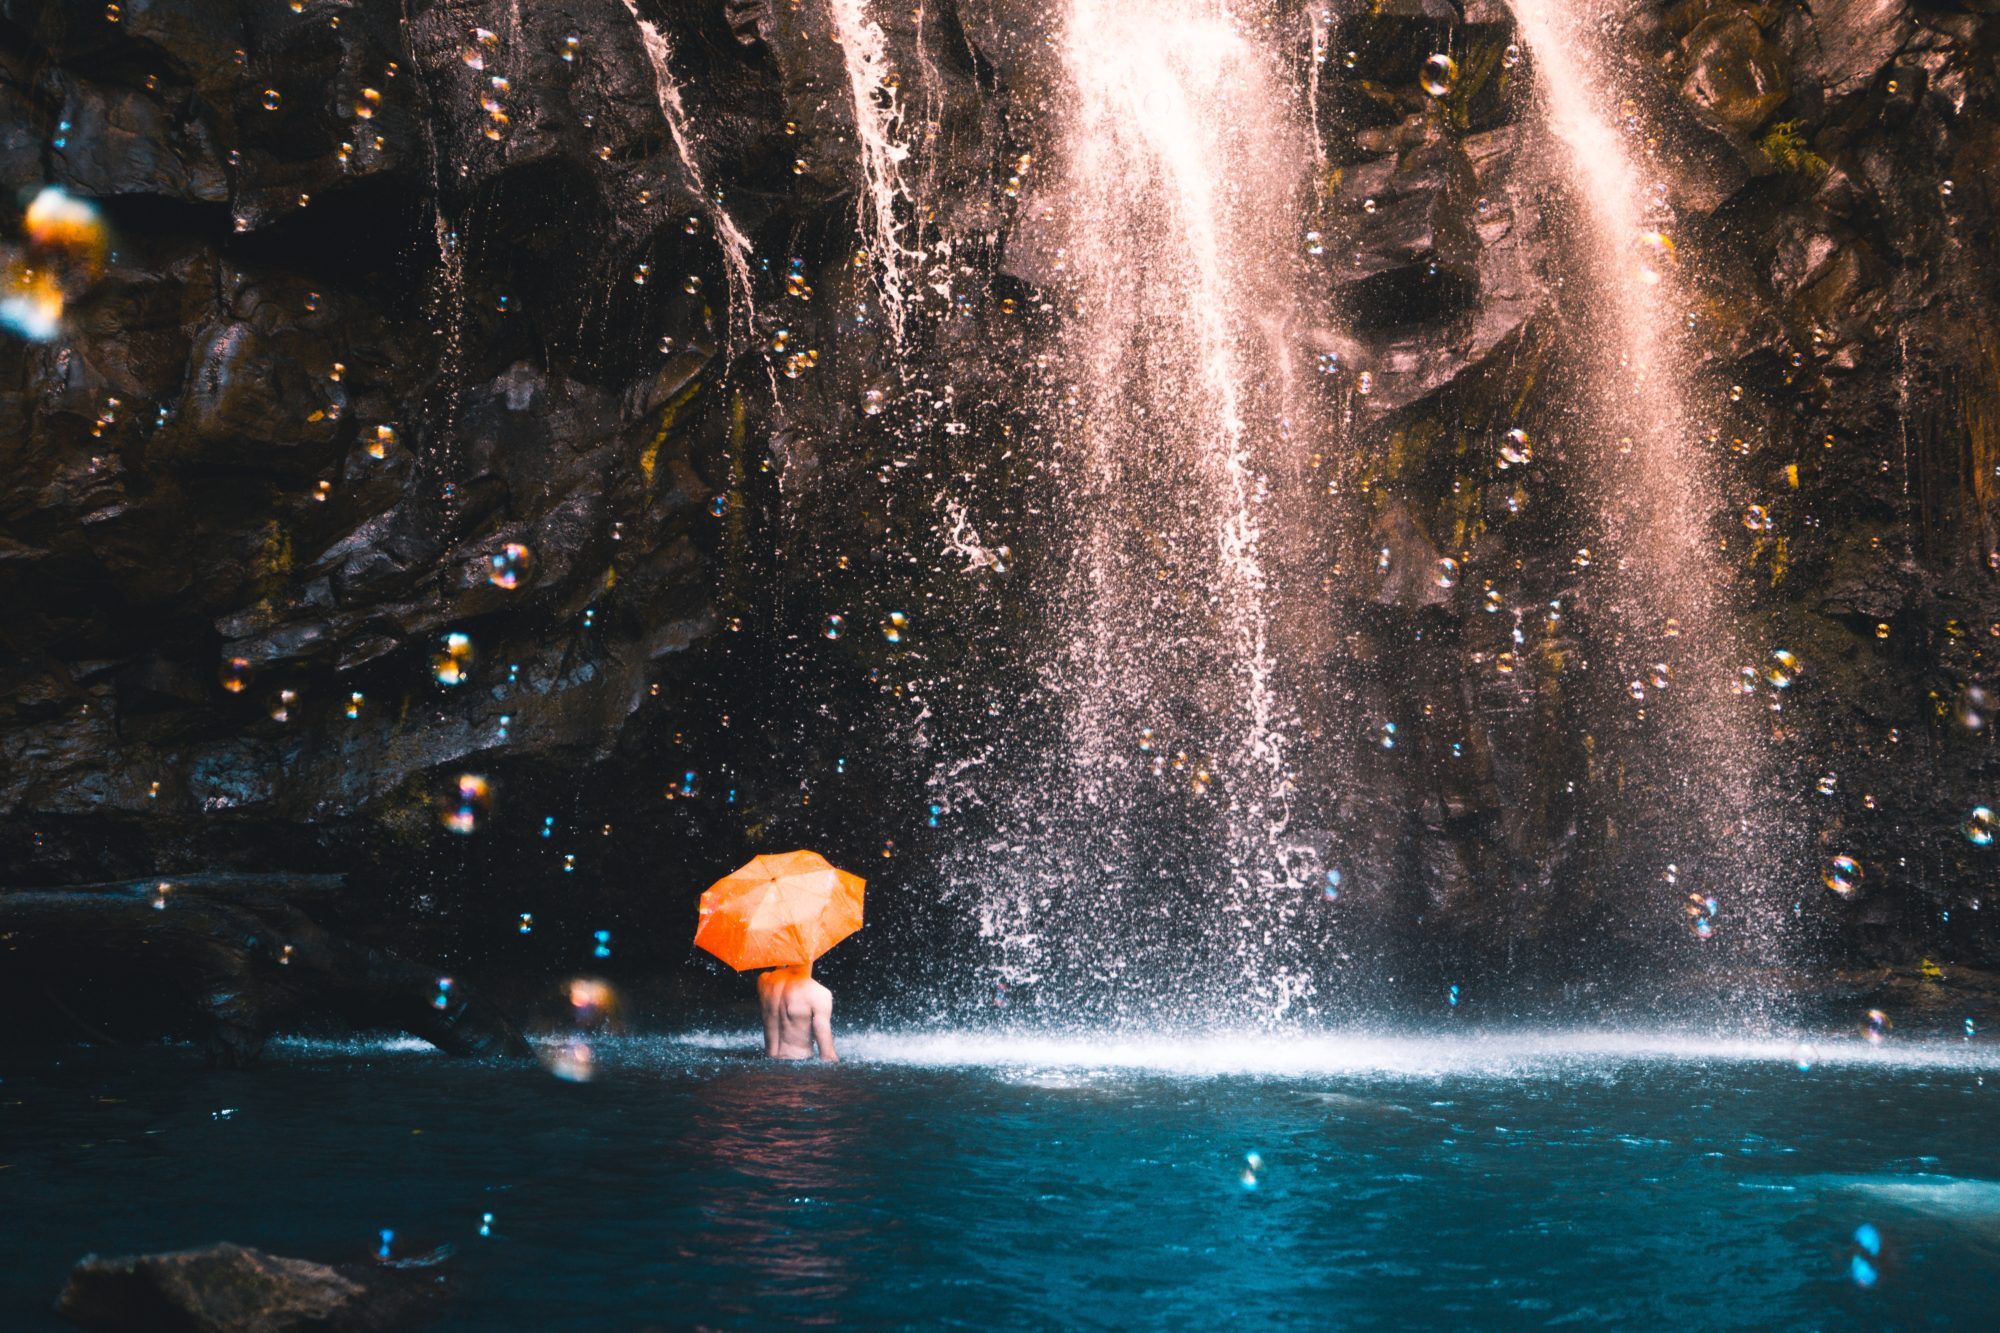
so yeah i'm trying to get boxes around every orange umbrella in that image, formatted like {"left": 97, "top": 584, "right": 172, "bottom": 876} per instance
{"left": 694, "top": 850, "right": 865, "bottom": 971}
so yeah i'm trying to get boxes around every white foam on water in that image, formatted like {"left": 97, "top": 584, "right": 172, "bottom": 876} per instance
{"left": 1807, "top": 1174, "right": 2000, "bottom": 1226}
{"left": 666, "top": 1028, "right": 2000, "bottom": 1079}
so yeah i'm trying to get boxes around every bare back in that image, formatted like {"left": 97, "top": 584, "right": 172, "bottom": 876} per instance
{"left": 757, "top": 968, "right": 837, "bottom": 1061}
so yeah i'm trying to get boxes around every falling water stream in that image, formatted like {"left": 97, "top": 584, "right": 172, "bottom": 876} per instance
{"left": 970, "top": 0, "right": 1339, "bottom": 1019}
{"left": 1506, "top": 0, "right": 1796, "bottom": 986}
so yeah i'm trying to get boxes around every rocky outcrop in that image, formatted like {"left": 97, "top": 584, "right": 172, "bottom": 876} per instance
{"left": 0, "top": 0, "right": 1995, "bottom": 1020}
{"left": 57, "top": 1241, "right": 449, "bottom": 1333}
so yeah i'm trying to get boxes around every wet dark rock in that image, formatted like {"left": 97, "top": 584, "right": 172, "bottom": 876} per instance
{"left": 1680, "top": 14, "right": 1790, "bottom": 134}
{"left": 57, "top": 1241, "right": 450, "bottom": 1333}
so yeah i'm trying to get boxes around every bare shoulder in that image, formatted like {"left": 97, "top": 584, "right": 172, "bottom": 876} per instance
{"left": 808, "top": 979, "right": 833, "bottom": 1006}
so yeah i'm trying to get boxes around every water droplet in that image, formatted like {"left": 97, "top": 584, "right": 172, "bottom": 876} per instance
{"left": 487, "top": 542, "right": 535, "bottom": 590}
{"left": 1823, "top": 855, "right": 1863, "bottom": 899}
{"left": 440, "top": 773, "right": 491, "bottom": 835}
{"left": 1419, "top": 53, "right": 1457, "bottom": 97}
{"left": 432, "top": 632, "right": 475, "bottom": 686}
{"left": 1965, "top": 806, "right": 1996, "bottom": 847}
{"left": 823, "top": 614, "right": 846, "bottom": 641}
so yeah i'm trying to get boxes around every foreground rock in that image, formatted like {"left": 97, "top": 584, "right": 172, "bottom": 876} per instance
{"left": 56, "top": 1242, "right": 449, "bottom": 1333}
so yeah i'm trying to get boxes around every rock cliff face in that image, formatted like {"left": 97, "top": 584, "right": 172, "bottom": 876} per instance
{"left": 1, "top": 0, "right": 1995, "bottom": 1027}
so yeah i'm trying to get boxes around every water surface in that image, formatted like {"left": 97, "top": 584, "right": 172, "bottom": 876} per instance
{"left": 4, "top": 1031, "right": 1996, "bottom": 1329}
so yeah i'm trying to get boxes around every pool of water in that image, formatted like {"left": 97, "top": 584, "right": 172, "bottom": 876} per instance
{"left": 5, "top": 1031, "right": 1997, "bottom": 1329}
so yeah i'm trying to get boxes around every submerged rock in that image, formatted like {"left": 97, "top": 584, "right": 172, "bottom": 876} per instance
{"left": 56, "top": 1242, "right": 449, "bottom": 1333}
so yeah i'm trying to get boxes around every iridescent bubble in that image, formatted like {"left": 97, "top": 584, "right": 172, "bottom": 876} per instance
{"left": 369, "top": 423, "right": 397, "bottom": 458}
{"left": 1850, "top": 1223, "right": 1881, "bottom": 1288}
{"left": 883, "top": 610, "right": 909, "bottom": 643}
{"left": 1792, "top": 1042, "right": 1818, "bottom": 1072}
{"left": 1433, "top": 557, "right": 1459, "bottom": 589}
{"left": 487, "top": 542, "right": 535, "bottom": 590}
{"left": 219, "top": 657, "right": 254, "bottom": 694}
{"left": 1861, "top": 1008, "right": 1891, "bottom": 1044}
{"left": 440, "top": 773, "right": 492, "bottom": 835}
{"left": 1239, "top": 1151, "right": 1264, "bottom": 1190}
{"left": 1137, "top": 728, "right": 1156, "bottom": 753}
{"left": 1816, "top": 774, "right": 1837, "bottom": 795}
{"left": 1321, "top": 868, "right": 1341, "bottom": 901}
{"left": 1303, "top": 229, "right": 1324, "bottom": 256}
{"left": 1742, "top": 504, "right": 1771, "bottom": 531}
{"left": 823, "top": 614, "right": 845, "bottom": 641}
{"left": 1648, "top": 662, "right": 1672, "bottom": 689}
{"left": 1822, "top": 855, "right": 1862, "bottom": 899}
{"left": 432, "top": 632, "right": 475, "bottom": 686}
{"left": 1502, "top": 43, "right": 1522, "bottom": 69}
{"left": 708, "top": 494, "right": 728, "bottom": 517}
{"left": 1952, "top": 684, "right": 1989, "bottom": 732}
{"left": 1736, "top": 666, "right": 1761, "bottom": 695}
{"left": 1684, "top": 891, "right": 1718, "bottom": 940}
{"left": 1499, "top": 427, "right": 1532, "bottom": 467}
{"left": 261, "top": 89, "right": 282, "bottom": 111}
{"left": 861, "top": 387, "right": 887, "bottom": 416}
{"left": 1765, "top": 649, "right": 1800, "bottom": 689}
{"left": 1635, "top": 230, "right": 1676, "bottom": 285}
{"left": 1419, "top": 53, "right": 1457, "bottom": 97}
{"left": 1482, "top": 585, "right": 1504, "bottom": 613}
{"left": 1965, "top": 806, "right": 1996, "bottom": 847}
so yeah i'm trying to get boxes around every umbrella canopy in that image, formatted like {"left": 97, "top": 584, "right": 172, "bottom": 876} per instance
{"left": 694, "top": 850, "right": 865, "bottom": 971}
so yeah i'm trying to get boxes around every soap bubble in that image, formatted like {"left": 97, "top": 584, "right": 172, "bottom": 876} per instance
{"left": 261, "top": 89, "right": 282, "bottom": 111}
{"left": 1138, "top": 728, "right": 1156, "bottom": 752}
{"left": 369, "top": 424, "right": 397, "bottom": 458}
{"left": 1420, "top": 53, "right": 1457, "bottom": 97}
{"left": 432, "top": 632, "right": 475, "bottom": 686}
{"left": 3, "top": 186, "right": 108, "bottom": 341}
{"left": 219, "top": 657, "right": 254, "bottom": 694}
{"left": 823, "top": 614, "right": 845, "bottom": 641}
{"left": 1684, "top": 891, "right": 1718, "bottom": 940}
{"left": 1433, "top": 557, "right": 1459, "bottom": 589}
{"left": 1765, "top": 649, "right": 1800, "bottom": 689}
{"left": 1953, "top": 684, "right": 1990, "bottom": 732}
{"left": 861, "top": 387, "right": 887, "bottom": 415}
{"left": 883, "top": 610, "right": 909, "bottom": 643}
{"left": 1816, "top": 774, "right": 1837, "bottom": 795}
{"left": 1822, "top": 855, "right": 1862, "bottom": 899}
{"left": 488, "top": 543, "right": 535, "bottom": 590}
{"left": 1965, "top": 806, "right": 1996, "bottom": 847}
{"left": 440, "top": 773, "right": 492, "bottom": 835}
{"left": 1482, "top": 586, "right": 1503, "bottom": 613}
{"left": 1850, "top": 1223, "right": 1881, "bottom": 1287}
{"left": 1239, "top": 1151, "right": 1264, "bottom": 1190}
{"left": 1321, "top": 868, "right": 1341, "bottom": 901}
{"left": 1742, "top": 504, "right": 1771, "bottom": 531}
{"left": 1735, "top": 666, "right": 1760, "bottom": 695}
{"left": 1502, "top": 43, "right": 1522, "bottom": 69}
{"left": 1499, "top": 427, "right": 1532, "bottom": 467}
{"left": 1791, "top": 1042, "right": 1818, "bottom": 1072}
{"left": 1635, "top": 231, "right": 1676, "bottom": 285}
{"left": 709, "top": 494, "right": 728, "bottom": 517}
{"left": 1303, "top": 229, "right": 1324, "bottom": 256}
{"left": 1861, "top": 1009, "right": 1891, "bottom": 1044}
{"left": 1648, "top": 662, "right": 1672, "bottom": 689}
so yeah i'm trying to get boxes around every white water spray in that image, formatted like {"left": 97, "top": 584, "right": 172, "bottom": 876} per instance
{"left": 621, "top": 0, "right": 757, "bottom": 352}
{"left": 829, "top": 0, "right": 922, "bottom": 343}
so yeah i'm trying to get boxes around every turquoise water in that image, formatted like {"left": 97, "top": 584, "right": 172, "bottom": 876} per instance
{"left": 5, "top": 1032, "right": 1997, "bottom": 1328}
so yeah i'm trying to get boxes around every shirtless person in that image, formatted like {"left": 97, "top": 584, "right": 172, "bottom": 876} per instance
{"left": 757, "top": 963, "right": 838, "bottom": 1062}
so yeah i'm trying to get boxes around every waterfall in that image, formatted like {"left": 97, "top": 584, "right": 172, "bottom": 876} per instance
{"left": 828, "top": 0, "right": 921, "bottom": 343}
{"left": 1506, "top": 0, "right": 1795, "bottom": 982}
{"left": 973, "top": 0, "right": 1336, "bottom": 1019}
{"left": 620, "top": 0, "right": 757, "bottom": 352}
